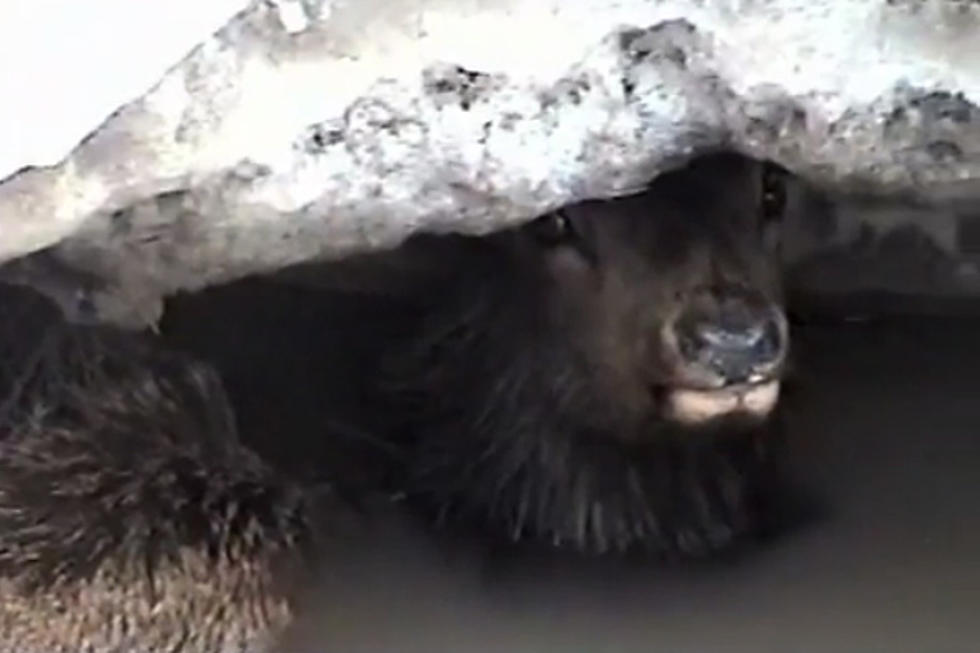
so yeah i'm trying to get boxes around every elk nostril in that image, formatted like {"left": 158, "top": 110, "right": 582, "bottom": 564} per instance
{"left": 695, "top": 322, "right": 765, "bottom": 352}
{"left": 754, "top": 318, "right": 784, "bottom": 362}
{"left": 675, "top": 313, "right": 785, "bottom": 383}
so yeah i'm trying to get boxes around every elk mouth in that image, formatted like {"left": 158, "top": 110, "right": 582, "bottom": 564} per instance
{"left": 661, "top": 377, "right": 781, "bottom": 426}
{"left": 658, "top": 285, "right": 788, "bottom": 427}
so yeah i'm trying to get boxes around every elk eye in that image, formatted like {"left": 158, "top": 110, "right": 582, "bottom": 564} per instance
{"left": 760, "top": 164, "right": 787, "bottom": 224}
{"left": 530, "top": 209, "right": 576, "bottom": 247}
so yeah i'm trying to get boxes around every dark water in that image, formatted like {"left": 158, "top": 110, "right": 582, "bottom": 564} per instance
{"left": 277, "top": 318, "right": 980, "bottom": 653}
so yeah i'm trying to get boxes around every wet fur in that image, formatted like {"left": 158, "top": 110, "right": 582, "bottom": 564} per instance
{"left": 0, "top": 284, "right": 315, "bottom": 653}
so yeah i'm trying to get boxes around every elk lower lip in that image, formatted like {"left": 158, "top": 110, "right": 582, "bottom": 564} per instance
{"left": 663, "top": 379, "right": 781, "bottom": 426}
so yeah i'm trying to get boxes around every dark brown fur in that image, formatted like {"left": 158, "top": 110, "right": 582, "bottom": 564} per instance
{"left": 0, "top": 284, "right": 316, "bottom": 652}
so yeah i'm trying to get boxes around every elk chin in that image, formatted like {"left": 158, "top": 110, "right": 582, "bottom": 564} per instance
{"left": 663, "top": 379, "right": 781, "bottom": 427}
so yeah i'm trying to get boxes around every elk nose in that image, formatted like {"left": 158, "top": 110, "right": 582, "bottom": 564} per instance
{"left": 674, "top": 298, "right": 786, "bottom": 384}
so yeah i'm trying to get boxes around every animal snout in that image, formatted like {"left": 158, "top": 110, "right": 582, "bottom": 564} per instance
{"left": 669, "top": 290, "right": 787, "bottom": 386}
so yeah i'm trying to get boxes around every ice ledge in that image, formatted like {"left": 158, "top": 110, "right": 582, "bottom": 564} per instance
{"left": 2, "top": 0, "right": 980, "bottom": 325}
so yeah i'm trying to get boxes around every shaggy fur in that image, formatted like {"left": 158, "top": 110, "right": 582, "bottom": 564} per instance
{"left": 0, "top": 284, "right": 315, "bottom": 653}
